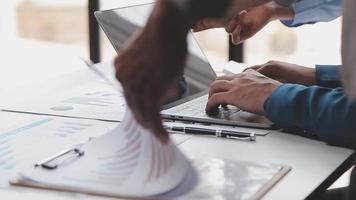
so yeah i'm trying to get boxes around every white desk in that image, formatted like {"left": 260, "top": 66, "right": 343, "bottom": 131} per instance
{"left": 0, "top": 63, "right": 354, "bottom": 200}
{"left": 179, "top": 132, "right": 353, "bottom": 200}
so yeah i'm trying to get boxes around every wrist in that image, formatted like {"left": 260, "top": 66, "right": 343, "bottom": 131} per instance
{"left": 267, "top": 2, "right": 294, "bottom": 21}
{"left": 304, "top": 68, "right": 316, "bottom": 86}
{"left": 262, "top": 82, "right": 282, "bottom": 114}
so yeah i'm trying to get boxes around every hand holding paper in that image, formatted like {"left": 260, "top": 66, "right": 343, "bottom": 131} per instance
{"left": 13, "top": 108, "right": 193, "bottom": 198}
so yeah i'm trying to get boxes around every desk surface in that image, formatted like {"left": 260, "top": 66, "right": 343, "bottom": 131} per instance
{"left": 0, "top": 62, "right": 354, "bottom": 200}
{"left": 179, "top": 132, "right": 353, "bottom": 200}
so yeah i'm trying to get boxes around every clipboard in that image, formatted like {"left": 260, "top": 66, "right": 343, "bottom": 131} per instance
{"left": 9, "top": 108, "right": 194, "bottom": 199}
{"left": 11, "top": 155, "right": 291, "bottom": 200}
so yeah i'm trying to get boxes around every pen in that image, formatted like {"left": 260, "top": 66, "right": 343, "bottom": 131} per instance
{"left": 166, "top": 126, "right": 256, "bottom": 141}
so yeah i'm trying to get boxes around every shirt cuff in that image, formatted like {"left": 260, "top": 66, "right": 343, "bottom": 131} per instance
{"left": 281, "top": 0, "right": 342, "bottom": 27}
{"left": 264, "top": 84, "right": 306, "bottom": 129}
{"left": 315, "top": 65, "right": 341, "bottom": 88}
{"left": 280, "top": 0, "right": 323, "bottom": 27}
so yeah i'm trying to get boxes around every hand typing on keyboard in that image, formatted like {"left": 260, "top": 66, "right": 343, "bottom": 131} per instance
{"left": 206, "top": 70, "right": 281, "bottom": 115}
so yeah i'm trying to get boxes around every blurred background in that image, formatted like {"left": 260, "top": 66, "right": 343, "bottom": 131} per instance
{"left": 0, "top": 0, "right": 341, "bottom": 86}
{"left": 0, "top": 0, "right": 348, "bottom": 188}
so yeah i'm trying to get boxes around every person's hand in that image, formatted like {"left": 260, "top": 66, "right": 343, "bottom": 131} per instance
{"left": 246, "top": 61, "right": 316, "bottom": 86}
{"left": 114, "top": 0, "right": 190, "bottom": 142}
{"left": 206, "top": 69, "right": 282, "bottom": 115}
{"left": 192, "top": 2, "right": 294, "bottom": 44}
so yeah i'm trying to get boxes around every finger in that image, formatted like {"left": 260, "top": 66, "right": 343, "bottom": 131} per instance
{"left": 191, "top": 20, "right": 199, "bottom": 30}
{"left": 114, "top": 56, "right": 124, "bottom": 82}
{"left": 238, "top": 10, "right": 254, "bottom": 42}
{"left": 122, "top": 77, "right": 166, "bottom": 142}
{"left": 192, "top": 21, "right": 207, "bottom": 32}
{"left": 239, "top": 10, "right": 248, "bottom": 17}
{"left": 248, "top": 65, "right": 274, "bottom": 78}
{"left": 232, "top": 25, "right": 242, "bottom": 45}
{"left": 149, "top": 109, "right": 169, "bottom": 144}
{"left": 141, "top": 99, "right": 169, "bottom": 142}
{"left": 193, "top": 19, "right": 224, "bottom": 32}
{"left": 243, "top": 65, "right": 263, "bottom": 72}
{"left": 139, "top": 88, "right": 169, "bottom": 142}
{"left": 209, "top": 80, "right": 232, "bottom": 98}
{"left": 124, "top": 89, "right": 146, "bottom": 125}
{"left": 244, "top": 68, "right": 266, "bottom": 77}
{"left": 216, "top": 75, "right": 235, "bottom": 81}
{"left": 227, "top": 11, "right": 247, "bottom": 43}
{"left": 141, "top": 111, "right": 169, "bottom": 143}
{"left": 225, "top": 15, "right": 240, "bottom": 33}
{"left": 206, "top": 92, "right": 232, "bottom": 114}
{"left": 244, "top": 68, "right": 258, "bottom": 74}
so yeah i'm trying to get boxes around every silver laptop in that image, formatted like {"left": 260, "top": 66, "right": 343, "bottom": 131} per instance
{"left": 95, "top": 3, "right": 274, "bottom": 129}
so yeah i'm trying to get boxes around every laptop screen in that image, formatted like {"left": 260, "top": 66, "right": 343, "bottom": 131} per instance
{"left": 95, "top": 3, "right": 217, "bottom": 103}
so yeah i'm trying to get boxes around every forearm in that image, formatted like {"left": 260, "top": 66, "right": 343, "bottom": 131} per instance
{"left": 265, "top": 84, "right": 356, "bottom": 148}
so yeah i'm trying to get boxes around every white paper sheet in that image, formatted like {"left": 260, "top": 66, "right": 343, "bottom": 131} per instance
{"left": 222, "top": 61, "right": 250, "bottom": 75}
{"left": 3, "top": 80, "right": 126, "bottom": 121}
{"left": 0, "top": 117, "right": 190, "bottom": 188}
{"left": 17, "top": 109, "right": 193, "bottom": 198}
{"left": 0, "top": 116, "right": 118, "bottom": 186}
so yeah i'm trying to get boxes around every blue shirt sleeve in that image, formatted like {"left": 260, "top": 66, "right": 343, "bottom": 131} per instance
{"left": 265, "top": 84, "right": 356, "bottom": 148}
{"left": 281, "top": 0, "right": 342, "bottom": 27}
{"left": 315, "top": 65, "right": 341, "bottom": 88}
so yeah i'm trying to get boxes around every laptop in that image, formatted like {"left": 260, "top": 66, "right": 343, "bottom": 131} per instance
{"left": 95, "top": 3, "right": 274, "bottom": 129}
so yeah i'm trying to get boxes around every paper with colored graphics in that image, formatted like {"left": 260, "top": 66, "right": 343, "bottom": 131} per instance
{"left": 13, "top": 109, "right": 193, "bottom": 198}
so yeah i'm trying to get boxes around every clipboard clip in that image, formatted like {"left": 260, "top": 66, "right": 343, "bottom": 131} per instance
{"left": 35, "top": 148, "right": 85, "bottom": 170}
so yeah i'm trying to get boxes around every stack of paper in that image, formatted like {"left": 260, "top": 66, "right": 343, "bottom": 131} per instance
{"left": 0, "top": 116, "right": 118, "bottom": 186}
{"left": 12, "top": 109, "right": 193, "bottom": 198}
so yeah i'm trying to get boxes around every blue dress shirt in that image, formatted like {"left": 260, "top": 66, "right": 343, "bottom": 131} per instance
{"left": 264, "top": 0, "right": 351, "bottom": 148}
{"left": 281, "top": 0, "right": 342, "bottom": 27}
{"left": 264, "top": 65, "right": 356, "bottom": 148}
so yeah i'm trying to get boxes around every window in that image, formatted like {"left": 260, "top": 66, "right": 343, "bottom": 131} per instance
{"left": 0, "top": 0, "right": 88, "bottom": 89}
{"left": 244, "top": 19, "right": 342, "bottom": 68}
{"left": 194, "top": 29, "right": 229, "bottom": 72}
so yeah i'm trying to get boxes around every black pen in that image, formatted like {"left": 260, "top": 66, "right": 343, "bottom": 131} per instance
{"left": 166, "top": 126, "right": 256, "bottom": 141}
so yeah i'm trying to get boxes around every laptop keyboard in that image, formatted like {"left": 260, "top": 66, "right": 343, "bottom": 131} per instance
{"left": 166, "top": 95, "right": 241, "bottom": 119}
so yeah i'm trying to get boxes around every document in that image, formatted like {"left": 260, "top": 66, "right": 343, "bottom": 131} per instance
{"left": 0, "top": 115, "right": 191, "bottom": 188}
{"left": 0, "top": 116, "right": 117, "bottom": 186}
{"left": 13, "top": 109, "right": 194, "bottom": 198}
{"left": 3, "top": 80, "right": 127, "bottom": 121}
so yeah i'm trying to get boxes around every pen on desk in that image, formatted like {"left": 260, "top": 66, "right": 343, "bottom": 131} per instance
{"left": 165, "top": 126, "right": 256, "bottom": 141}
